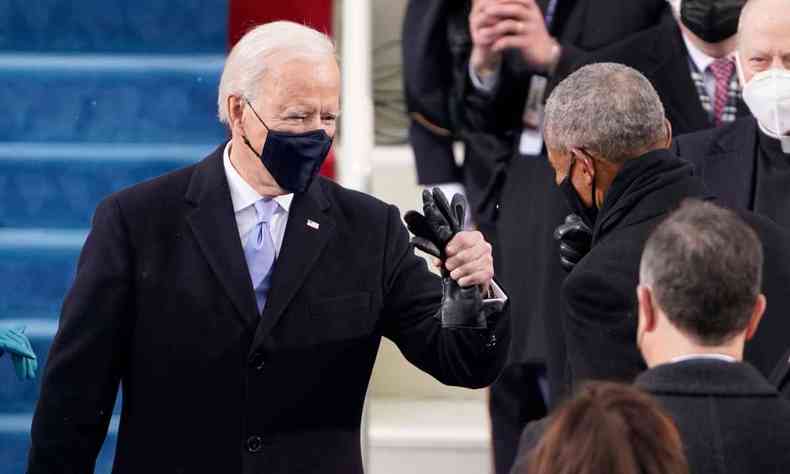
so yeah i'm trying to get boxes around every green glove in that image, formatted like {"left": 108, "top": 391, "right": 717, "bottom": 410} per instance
{"left": 0, "top": 327, "right": 38, "bottom": 381}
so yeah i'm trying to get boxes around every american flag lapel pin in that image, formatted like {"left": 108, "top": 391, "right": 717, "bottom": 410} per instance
{"left": 306, "top": 219, "right": 320, "bottom": 230}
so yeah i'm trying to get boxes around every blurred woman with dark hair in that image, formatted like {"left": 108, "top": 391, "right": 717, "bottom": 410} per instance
{"left": 516, "top": 382, "right": 688, "bottom": 474}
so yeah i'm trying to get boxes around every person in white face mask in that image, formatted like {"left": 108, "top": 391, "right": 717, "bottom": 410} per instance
{"left": 673, "top": 0, "right": 790, "bottom": 229}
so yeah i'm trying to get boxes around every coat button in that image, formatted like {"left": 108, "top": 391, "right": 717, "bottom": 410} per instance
{"left": 246, "top": 435, "right": 263, "bottom": 453}
{"left": 249, "top": 352, "right": 266, "bottom": 370}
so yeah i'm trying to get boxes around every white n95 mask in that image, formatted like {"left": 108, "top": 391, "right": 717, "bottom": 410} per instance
{"left": 740, "top": 64, "right": 790, "bottom": 153}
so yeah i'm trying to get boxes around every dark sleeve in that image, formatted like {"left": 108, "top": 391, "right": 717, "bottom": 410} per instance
{"left": 551, "top": 42, "right": 585, "bottom": 83}
{"left": 461, "top": 50, "right": 531, "bottom": 138}
{"left": 562, "top": 266, "right": 645, "bottom": 388}
{"left": 380, "top": 205, "right": 509, "bottom": 389}
{"left": 28, "top": 196, "right": 134, "bottom": 473}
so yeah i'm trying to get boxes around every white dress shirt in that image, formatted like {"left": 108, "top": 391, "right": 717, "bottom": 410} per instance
{"left": 682, "top": 34, "right": 735, "bottom": 102}
{"left": 469, "top": 61, "right": 501, "bottom": 94}
{"left": 670, "top": 353, "right": 737, "bottom": 364}
{"left": 223, "top": 142, "right": 292, "bottom": 257}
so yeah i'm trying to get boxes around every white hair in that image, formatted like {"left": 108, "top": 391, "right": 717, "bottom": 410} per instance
{"left": 217, "top": 21, "right": 336, "bottom": 124}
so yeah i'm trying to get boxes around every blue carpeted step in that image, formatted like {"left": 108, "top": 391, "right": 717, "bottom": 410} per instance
{"left": 0, "top": 229, "right": 83, "bottom": 319}
{"left": 0, "top": 413, "right": 118, "bottom": 473}
{"left": 0, "top": 54, "right": 228, "bottom": 143}
{"left": 0, "top": 143, "right": 210, "bottom": 228}
{"left": 0, "top": 0, "right": 227, "bottom": 54}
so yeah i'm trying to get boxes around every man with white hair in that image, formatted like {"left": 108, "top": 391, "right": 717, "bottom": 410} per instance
{"left": 27, "top": 22, "right": 509, "bottom": 474}
{"left": 674, "top": 0, "right": 790, "bottom": 229}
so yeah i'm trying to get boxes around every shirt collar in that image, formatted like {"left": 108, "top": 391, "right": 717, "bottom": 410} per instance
{"left": 682, "top": 32, "right": 728, "bottom": 74}
{"left": 670, "top": 353, "right": 737, "bottom": 364}
{"left": 222, "top": 141, "right": 293, "bottom": 214}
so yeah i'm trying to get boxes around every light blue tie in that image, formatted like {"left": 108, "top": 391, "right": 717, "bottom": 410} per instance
{"left": 243, "top": 198, "right": 278, "bottom": 314}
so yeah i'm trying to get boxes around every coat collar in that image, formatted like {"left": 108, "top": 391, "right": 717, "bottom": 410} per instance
{"left": 593, "top": 148, "right": 707, "bottom": 242}
{"left": 636, "top": 359, "right": 779, "bottom": 397}
{"left": 185, "top": 143, "right": 259, "bottom": 328}
{"left": 184, "top": 142, "right": 334, "bottom": 334}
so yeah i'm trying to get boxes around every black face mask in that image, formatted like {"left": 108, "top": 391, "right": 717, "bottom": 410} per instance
{"left": 242, "top": 98, "right": 333, "bottom": 193}
{"left": 680, "top": 0, "right": 745, "bottom": 44}
{"left": 558, "top": 157, "right": 598, "bottom": 228}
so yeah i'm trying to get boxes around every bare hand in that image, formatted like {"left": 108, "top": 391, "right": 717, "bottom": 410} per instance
{"left": 469, "top": 0, "right": 506, "bottom": 76}
{"left": 433, "top": 231, "right": 494, "bottom": 290}
{"left": 470, "top": 0, "right": 560, "bottom": 74}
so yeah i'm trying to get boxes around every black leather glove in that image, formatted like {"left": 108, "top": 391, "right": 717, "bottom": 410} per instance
{"left": 554, "top": 214, "right": 593, "bottom": 273}
{"left": 405, "top": 188, "right": 503, "bottom": 329}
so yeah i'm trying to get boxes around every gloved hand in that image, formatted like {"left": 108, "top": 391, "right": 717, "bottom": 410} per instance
{"left": 554, "top": 214, "right": 593, "bottom": 273}
{"left": 0, "top": 327, "right": 38, "bottom": 381}
{"left": 405, "top": 188, "right": 504, "bottom": 329}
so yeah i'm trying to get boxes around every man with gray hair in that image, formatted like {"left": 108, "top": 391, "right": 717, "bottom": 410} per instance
{"left": 513, "top": 199, "right": 790, "bottom": 472}
{"left": 27, "top": 21, "right": 510, "bottom": 474}
{"left": 539, "top": 62, "right": 702, "bottom": 399}
{"left": 544, "top": 62, "right": 790, "bottom": 400}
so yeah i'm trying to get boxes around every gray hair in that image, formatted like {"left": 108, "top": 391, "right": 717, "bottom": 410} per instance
{"left": 217, "top": 21, "right": 336, "bottom": 124}
{"left": 544, "top": 63, "right": 667, "bottom": 164}
{"left": 639, "top": 200, "right": 763, "bottom": 346}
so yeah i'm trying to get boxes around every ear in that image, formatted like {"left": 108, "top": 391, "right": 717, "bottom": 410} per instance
{"left": 744, "top": 294, "right": 767, "bottom": 341}
{"left": 637, "top": 285, "right": 658, "bottom": 334}
{"left": 573, "top": 148, "right": 596, "bottom": 184}
{"left": 228, "top": 95, "right": 246, "bottom": 135}
{"left": 663, "top": 118, "right": 673, "bottom": 149}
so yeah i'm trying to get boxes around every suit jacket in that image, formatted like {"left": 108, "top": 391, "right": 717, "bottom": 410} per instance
{"left": 513, "top": 360, "right": 790, "bottom": 474}
{"left": 27, "top": 144, "right": 510, "bottom": 474}
{"left": 573, "top": 10, "right": 748, "bottom": 136}
{"left": 672, "top": 116, "right": 759, "bottom": 211}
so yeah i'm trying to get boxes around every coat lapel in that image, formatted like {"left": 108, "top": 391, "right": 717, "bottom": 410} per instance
{"left": 699, "top": 118, "right": 758, "bottom": 210}
{"left": 250, "top": 179, "right": 335, "bottom": 351}
{"left": 648, "top": 21, "right": 712, "bottom": 135}
{"left": 185, "top": 144, "right": 259, "bottom": 329}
